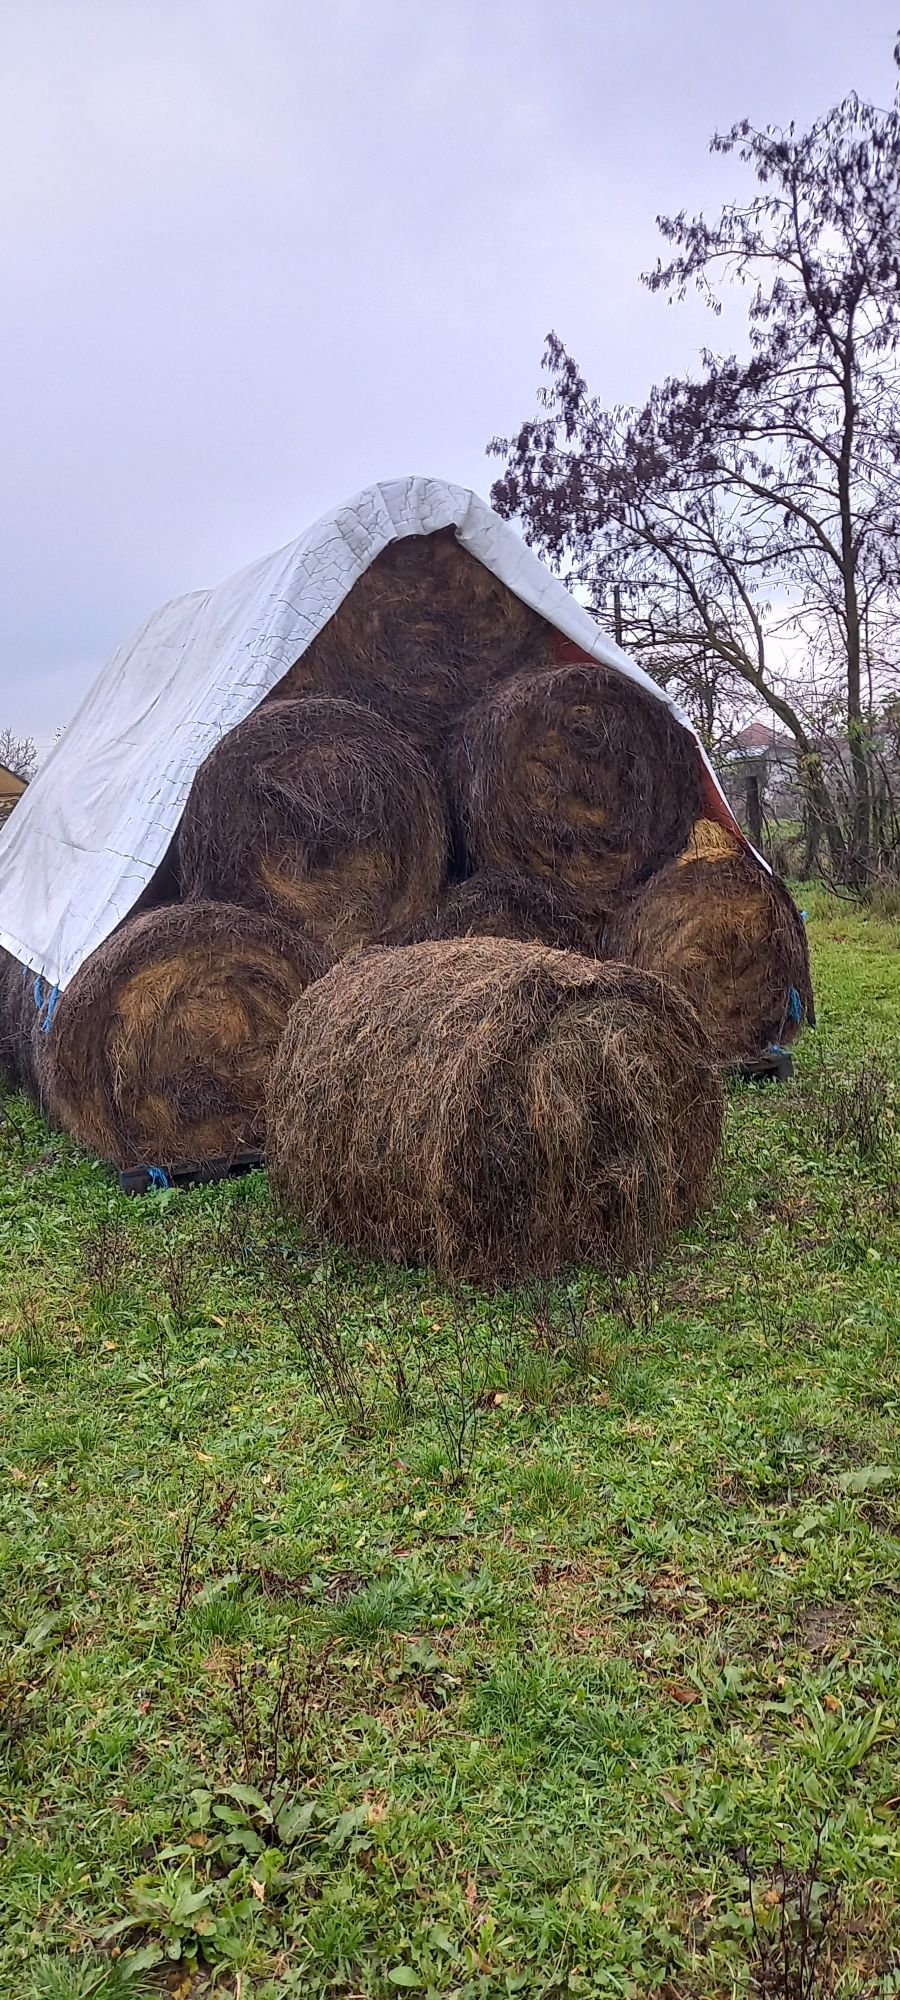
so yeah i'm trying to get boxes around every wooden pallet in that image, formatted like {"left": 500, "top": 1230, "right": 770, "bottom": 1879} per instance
{"left": 725, "top": 1050, "right": 794, "bottom": 1084}
{"left": 119, "top": 1149, "right": 264, "bottom": 1196}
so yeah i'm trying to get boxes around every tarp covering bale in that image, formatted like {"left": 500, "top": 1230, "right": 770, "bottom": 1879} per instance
{"left": 606, "top": 852, "right": 815, "bottom": 1060}
{"left": 179, "top": 697, "right": 447, "bottom": 958}
{"left": 268, "top": 937, "right": 724, "bottom": 1281}
{"left": 274, "top": 528, "right": 553, "bottom": 762}
{"left": 413, "top": 869, "right": 602, "bottom": 955}
{"left": 452, "top": 661, "right": 706, "bottom": 903}
{"left": 44, "top": 903, "right": 322, "bottom": 1170}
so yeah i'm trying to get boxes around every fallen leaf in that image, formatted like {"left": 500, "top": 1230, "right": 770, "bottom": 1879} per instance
{"left": 250, "top": 1876, "right": 266, "bottom": 1903}
{"left": 666, "top": 1682, "right": 701, "bottom": 1705}
{"left": 823, "top": 1693, "right": 841, "bottom": 1714}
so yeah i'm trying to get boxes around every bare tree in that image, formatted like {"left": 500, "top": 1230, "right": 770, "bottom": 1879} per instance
{"left": 0, "top": 731, "right": 37, "bottom": 783}
{"left": 490, "top": 86, "right": 900, "bottom": 886}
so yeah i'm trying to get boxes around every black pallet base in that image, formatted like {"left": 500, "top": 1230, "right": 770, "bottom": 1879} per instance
{"left": 726, "top": 1051, "right": 794, "bottom": 1084}
{"left": 119, "top": 1150, "right": 265, "bottom": 1196}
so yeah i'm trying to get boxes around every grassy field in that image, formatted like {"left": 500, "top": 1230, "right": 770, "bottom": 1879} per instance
{"left": 1, "top": 887, "right": 899, "bottom": 2000}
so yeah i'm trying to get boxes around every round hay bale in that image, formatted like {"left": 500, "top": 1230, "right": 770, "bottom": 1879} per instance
{"left": 272, "top": 529, "right": 553, "bottom": 760}
{"left": 44, "top": 902, "right": 322, "bottom": 1169}
{"left": 268, "top": 937, "right": 724, "bottom": 1282}
{"left": 452, "top": 661, "right": 705, "bottom": 902}
{"left": 413, "top": 869, "right": 605, "bottom": 956}
{"left": 605, "top": 853, "right": 814, "bottom": 1060}
{"left": 0, "top": 946, "right": 26, "bottom": 1089}
{"left": 0, "top": 947, "right": 49, "bottom": 1102}
{"left": 179, "top": 698, "right": 447, "bottom": 959}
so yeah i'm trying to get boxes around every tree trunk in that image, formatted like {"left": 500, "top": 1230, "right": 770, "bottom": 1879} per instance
{"left": 838, "top": 341, "right": 871, "bottom": 886}
{"left": 802, "top": 800, "right": 822, "bottom": 878}
{"left": 745, "top": 769, "right": 764, "bottom": 851}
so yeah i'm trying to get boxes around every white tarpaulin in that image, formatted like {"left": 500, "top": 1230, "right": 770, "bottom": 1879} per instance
{"left": 0, "top": 476, "right": 741, "bottom": 992}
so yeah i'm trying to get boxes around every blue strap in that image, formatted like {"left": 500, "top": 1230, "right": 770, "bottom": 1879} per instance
{"left": 33, "top": 975, "right": 44, "bottom": 1011}
{"left": 147, "top": 1166, "right": 171, "bottom": 1190}
{"left": 788, "top": 986, "right": 803, "bottom": 1023}
{"left": 42, "top": 986, "right": 60, "bottom": 1033}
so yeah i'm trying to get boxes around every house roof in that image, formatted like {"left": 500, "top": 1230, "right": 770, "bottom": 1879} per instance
{"left": 728, "top": 722, "right": 796, "bottom": 756}
{"left": 0, "top": 764, "right": 26, "bottom": 794}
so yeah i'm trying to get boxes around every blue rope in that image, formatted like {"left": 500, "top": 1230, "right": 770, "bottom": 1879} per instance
{"left": 788, "top": 985, "right": 803, "bottom": 1024}
{"left": 42, "top": 985, "right": 60, "bottom": 1034}
{"left": 147, "top": 1166, "right": 171, "bottom": 1190}
{"left": 32, "top": 975, "right": 44, "bottom": 1011}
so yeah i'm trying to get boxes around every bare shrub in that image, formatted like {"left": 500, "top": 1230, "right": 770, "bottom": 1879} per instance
{"left": 803, "top": 1060, "right": 896, "bottom": 1163}
{"left": 80, "top": 1214, "right": 134, "bottom": 1294}
{"left": 401, "top": 1304, "right": 504, "bottom": 1486}
{"left": 223, "top": 1638, "right": 337, "bottom": 1813}
{"left": 515, "top": 1278, "right": 602, "bottom": 1377}
{"left": 171, "top": 1482, "right": 237, "bottom": 1629}
{"left": 746, "top": 1828, "right": 842, "bottom": 1998}
{"left": 259, "top": 1250, "right": 374, "bottom": 1436}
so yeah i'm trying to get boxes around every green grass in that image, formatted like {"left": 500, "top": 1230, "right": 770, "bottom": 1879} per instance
{"left": 1, "top": 887, "right": 899, "bottom": 1998}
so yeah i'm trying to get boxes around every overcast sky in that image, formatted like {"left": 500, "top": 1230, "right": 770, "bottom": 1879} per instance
{"left": 1, "top": 0, "right": 896, "bottom": 746}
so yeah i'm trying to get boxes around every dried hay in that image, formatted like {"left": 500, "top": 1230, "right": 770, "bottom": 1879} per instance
{"left": 179, "top": 697, "right": 447, "bottom": 958}
{"left": 0, "top": 947, "right": 43, "bottom": 1097}
{"left": 268, "top": 936, "right": 724, "bottom": 1281}
{"left": 605, "top": 852, "right": 814, "bottom": 1060}
{"left": 272, "top": 529, "right": 553, "bottom": 760}
{"left": 44, "top": 902, "right": 321, "bottom": 1169}
{"left": 676, "top": 817, "right": 744, "bottom": 865}
{"left": 0, "top": 946, "right": 23, "bottom": 1088}
{"left": 412, "top": 869, "right": 604, "bottom": 955}
{"left": 452, "top": 661, "right": 705, "bottom": 903}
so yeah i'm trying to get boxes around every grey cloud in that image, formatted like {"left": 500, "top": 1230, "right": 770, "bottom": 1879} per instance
{"left": 0, "top": 0, "right": 895, "bottom": 744}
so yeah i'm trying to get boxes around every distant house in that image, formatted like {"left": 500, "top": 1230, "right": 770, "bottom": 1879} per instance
{"left": 0, "top": 764, "right": 28, "bottom": 825}
{"left": 723, "top": 722, "right": 800, "bottom": 822}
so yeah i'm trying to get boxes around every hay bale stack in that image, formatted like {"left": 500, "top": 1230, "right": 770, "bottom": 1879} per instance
{"left": 268, "top": 937, "right": 724, "bottom": 1281}
{"left": 452, "top": 662, "right": 705, "bottom": 905}
{"left": 44, "top": 902, "right": 321, "bottom": 1169}
{"left": 413, "top": 869, "right": 604, "bottom": 956}
{"left": 179, "top": 698, "right": 447, "bottom": 960}
{"left": 605, "top": 853, "right": 814, "bottom": 1060}
{"left": 273, "top": 529, "right": 552, "bottom": 760}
